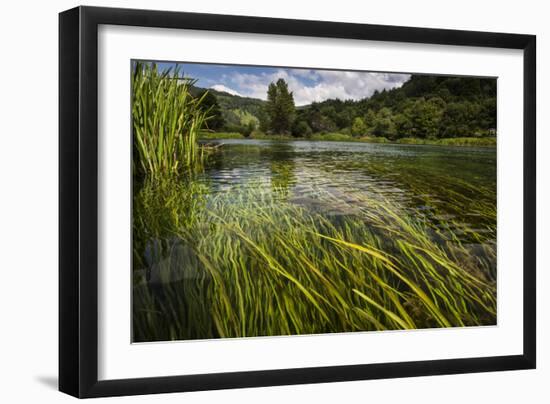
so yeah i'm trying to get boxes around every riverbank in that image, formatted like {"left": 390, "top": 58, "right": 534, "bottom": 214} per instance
{"left": 199, "top": 131, "right": 496, "bottom": 147}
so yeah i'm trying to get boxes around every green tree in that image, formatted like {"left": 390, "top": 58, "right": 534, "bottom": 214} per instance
{"left": 258, "top": 107, "right": 270, "bottom": 133}
{"left": 364, "top": 109, "right": 377, "bottom": 128}
{"left": 292, "top": 120, "right": 312, "bottom": 137}
{"left": 200, "top": 91, "right": 224, "bottom": 130}
{"left": 351, "top": 117, "right": 367, "bottom": 136}
{"left": 266, "top": 79, "right": 296, "bottom": 134}
{"left": 372, "top": 108, "right": 396, "bottom": 138}
{"left": 393, "top": 112, "right": 412, "bottom": 138}
{"left": 407, "top": 98, "right": 443, "bottom": 138}
{"left": 243, "top": 120, "right": 256, "bottom": 137}
{"left": 440, "top": 102, "right": 480, "bottom": 138}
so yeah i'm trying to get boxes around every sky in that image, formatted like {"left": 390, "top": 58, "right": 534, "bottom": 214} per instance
{"left": 154, "top": 62, "right": 411, "bottom": 106}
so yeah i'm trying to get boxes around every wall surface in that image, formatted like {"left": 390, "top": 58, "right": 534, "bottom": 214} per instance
{"left": 0, "top": 0, "right": 546, "bottom": 402}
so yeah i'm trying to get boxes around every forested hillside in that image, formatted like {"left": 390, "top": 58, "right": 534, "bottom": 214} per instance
{"left": 195, "top": 74, "right": 497, "bottom": 140}
{"left": 192, "top": 86, "right": 266, "bottom": 135}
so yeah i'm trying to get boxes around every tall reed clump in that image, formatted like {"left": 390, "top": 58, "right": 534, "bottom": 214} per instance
{"left": 132, "top": 62, "right": 210, "bottom": 176}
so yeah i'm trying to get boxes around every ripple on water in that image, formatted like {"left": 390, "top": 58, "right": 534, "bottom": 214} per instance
{"left": 201, "top": 139, "right": 496, "bottom": 243}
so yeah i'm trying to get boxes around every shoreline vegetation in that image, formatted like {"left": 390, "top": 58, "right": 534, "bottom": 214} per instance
{"left": 198, "top": 131, "right": 496, "bottom": 147}
{"left": 132, "top": 62, "right": 209, "bottom": 176}
{"left": 132, "top": 62, "right": 497, "bottom": 341}
{"left": 195, "top": 70, "right": 497, "bottom": 147}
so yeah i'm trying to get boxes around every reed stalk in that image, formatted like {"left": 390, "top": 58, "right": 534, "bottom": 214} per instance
{"left": 132, "top": 62, "right": 209, "bottom": 176}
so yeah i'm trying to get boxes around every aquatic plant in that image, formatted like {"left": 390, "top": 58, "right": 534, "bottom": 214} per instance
{"left": 132, "top": 62, "right": 210, "bottom": 176}
{"left": 133, "top": 176, "right": 496, "bottom": 341}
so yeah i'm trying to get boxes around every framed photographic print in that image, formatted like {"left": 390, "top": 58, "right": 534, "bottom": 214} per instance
{"left": 59, "top": 6, "right": 536, "bottom": 398}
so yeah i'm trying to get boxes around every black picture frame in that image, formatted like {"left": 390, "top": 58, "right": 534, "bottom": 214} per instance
{"left": 59, "top": 6, "right": 536, "bottom": 398}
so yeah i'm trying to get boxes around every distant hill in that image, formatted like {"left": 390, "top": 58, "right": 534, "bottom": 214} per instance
{"left": 206, "top": 87, "right": 267, "bottom": 113}
{"left": 193, "top": 74, "right": 497, "bottom": 139}
{"left": 192, "top": 86, "right": 266, "bottom": 132}
{"left": 293, "top": 75, "right": 497, "bottom": 138}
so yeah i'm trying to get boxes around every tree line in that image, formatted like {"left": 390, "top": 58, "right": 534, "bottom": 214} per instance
{"left": 198, "top": 74, "right": 497, "bottom": 139}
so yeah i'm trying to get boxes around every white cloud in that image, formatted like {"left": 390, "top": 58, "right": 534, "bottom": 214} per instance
{"left": 220, "top": 69, "right": 410, "bottom": 106}
{"left": 210, "top": 84, "right": 242, "bottom": 96}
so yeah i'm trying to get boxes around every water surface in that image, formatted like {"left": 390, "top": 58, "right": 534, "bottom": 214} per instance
{"left": 132, "top": 139, "right": 497, "bottom": 341}
{"left": 200, "top": 139, "right": 496, "bottom": 244}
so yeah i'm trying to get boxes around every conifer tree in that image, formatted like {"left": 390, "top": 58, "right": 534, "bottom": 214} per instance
{"left": 266, "top": 79, "right": 296, "bottom": 134}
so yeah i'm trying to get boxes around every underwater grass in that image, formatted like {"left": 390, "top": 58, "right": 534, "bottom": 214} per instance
{"left": 132, "top": 62, "right": 211, "bottom": 176}
{"left": 132, "top": 174, "right": 496, "bottom": 342}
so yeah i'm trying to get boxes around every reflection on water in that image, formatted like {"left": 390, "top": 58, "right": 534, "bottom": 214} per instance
{"left": 199, "top": 139, "right": 496, "bottom": 242}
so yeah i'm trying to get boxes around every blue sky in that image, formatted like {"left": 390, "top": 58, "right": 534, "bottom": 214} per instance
{"left": 154, "top": 62, "right": 411, "bottom": 106}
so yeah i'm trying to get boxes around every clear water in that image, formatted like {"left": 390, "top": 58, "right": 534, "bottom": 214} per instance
{"left": 199, "top": 139, "right": 496, "bottom": 243}
{"left": 132, "top": 139, "right": 497, "bottom": 341}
